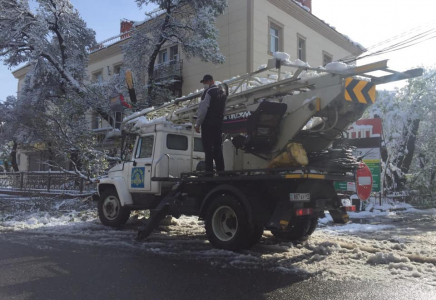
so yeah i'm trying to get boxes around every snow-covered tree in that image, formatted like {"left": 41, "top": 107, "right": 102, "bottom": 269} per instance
{"left": 0, "top": 98, "right": 17, "bottom": 172}
{"left": 0, "top": 88, "right": 114, "bottom": 177}
{"left": 0, "top": 0, "right": 122, "bottom": 177}
{"left": 367, "top": 69, "right": 436, "bottom": 199}
{"left": 123, "top": 0, "right": 227, "bottom": 106}
{"left": 0, "top": 0, "right": 120, "bottom": 117}
{"left": 0, "top": 0, "right": 93, "bottom": 84}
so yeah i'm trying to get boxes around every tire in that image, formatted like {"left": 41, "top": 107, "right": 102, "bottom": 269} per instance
{"left": 205, "top": 194, "right": 254, "bottom": 251}
{"left": 98, "top": 188, "right": 130, "bottom": 227}
{"left": 246, "top": 223, "right": 264, "bottom": 248}
{"left": 271, "top": 216, "right": 312, "bottom": 241}
{"left": 304, "top": 217, "right": 318, "bottom": 239}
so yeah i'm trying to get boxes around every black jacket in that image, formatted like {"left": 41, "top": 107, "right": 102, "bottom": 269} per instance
{"left": 196, "top": 85, "right": 226, "bottom": 127}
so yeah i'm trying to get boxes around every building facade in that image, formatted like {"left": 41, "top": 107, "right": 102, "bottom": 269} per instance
{"left": 12, "top": 0, "right": 364, "bottom": 171}
{"left": 87, "top": 0, "right": 362, "bottom": 98}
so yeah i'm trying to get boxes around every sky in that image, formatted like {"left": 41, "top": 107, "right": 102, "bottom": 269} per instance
{"left": 314, "top": 0, "right": 436, "bottom": 89}
{"left": 1, "top": 0, "right": 436, "bottom": 100}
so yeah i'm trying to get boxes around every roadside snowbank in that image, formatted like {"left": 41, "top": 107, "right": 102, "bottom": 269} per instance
{"left": 324, "top": 223, "right": 395, "bottom": 234}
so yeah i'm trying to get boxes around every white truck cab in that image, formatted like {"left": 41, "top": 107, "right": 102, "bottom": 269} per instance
{"left": 97, "top": 121, "right": 204, "bottom": 226}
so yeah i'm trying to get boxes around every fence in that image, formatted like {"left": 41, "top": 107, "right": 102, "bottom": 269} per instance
{"left": 0, "top": 172, "right": 96, "bottom": 196}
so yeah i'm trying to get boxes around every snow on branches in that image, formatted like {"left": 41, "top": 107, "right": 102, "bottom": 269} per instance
{"left": 0, "top": 0, "right": 95, "bottom": 89}
{"left": 0, "top": 0, "right": 117, "bottom": 177}
{"left": 123, "top": 0, "right": 227, "bottom": 106}
{"left": 366, "top": 69, "right": 436, "bottom": 198}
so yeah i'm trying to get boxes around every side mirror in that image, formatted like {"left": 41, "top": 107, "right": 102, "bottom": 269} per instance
{"left": 133, "top": 160, "right": 137, "bottom": 167}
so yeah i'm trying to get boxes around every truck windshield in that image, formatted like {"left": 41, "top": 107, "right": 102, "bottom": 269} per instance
{"left": 121, "top": 133, "right": 136, "bottom": 162}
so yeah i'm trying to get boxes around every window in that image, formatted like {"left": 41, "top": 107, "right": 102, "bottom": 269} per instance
{"left": 170, "top": 46, "right": 179, "bottom": 61}
{"left": 91, "top": 112, "right": 100, "bottom": 129}
{"left": 323, "top": 52, "right": 333, "bottom": 66}
{"left": 167, "top": 134, "right": 188, "bottom": 151}
{"left": 113, "top": 64, "right": 123, "bottom": 74}
{"left": 122, "top": 134, "right": 136, "bottom": 162}
{"left": 135, "top": 136, "right": 154, "bottom": 158}
{"left": 269, "top": 26, "right": 280, "bottom": 53}
{"left": 298, "top": 36, "right": 306, "bottom": 61}
{"left": 93, "top": 71, "right": 103, "bottom": 82}
{"left": 268, "top": 18, "right": 283, "bottom": 54}
{"left": 114, "top": 111, "right": 122, "bottom": 130}
{"left": 159, "top": 49, "right": 168, "bottom": 64}
{"left": 194, "top": 138, "right": 204, "bottom": 152}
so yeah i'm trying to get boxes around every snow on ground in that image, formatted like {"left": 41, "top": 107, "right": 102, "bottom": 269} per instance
{"left": 323, "top": 223, "right": 395, "bottom": 233}
{"left": 0, "top": 196, "right": 435, "bottom": 286}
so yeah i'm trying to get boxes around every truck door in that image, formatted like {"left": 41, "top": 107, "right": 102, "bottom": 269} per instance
{"left": 127, "top": 134, "right": 155, "bottom": 192}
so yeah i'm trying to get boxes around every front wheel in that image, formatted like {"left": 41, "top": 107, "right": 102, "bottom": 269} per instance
{"left": 98, "top": 189, "right": 130, "bottom": 227}
{"left": 205, "top": 194, "right": 254, "bottom": 251}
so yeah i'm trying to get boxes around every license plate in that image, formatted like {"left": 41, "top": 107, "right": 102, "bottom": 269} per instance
{"left": 290, "top": 193, "right": 310, "bottom": 202}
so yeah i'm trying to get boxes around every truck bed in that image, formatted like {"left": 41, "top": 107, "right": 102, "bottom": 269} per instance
{"left": 151, "top": 166, "right": 355, "bottom": 183}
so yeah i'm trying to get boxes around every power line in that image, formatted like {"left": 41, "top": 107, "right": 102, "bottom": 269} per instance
{"left": 339, "top": 21, "right": 436, "bottom": 63}
{"left": 341, "top": 27, "right": 436, "bottom": 64}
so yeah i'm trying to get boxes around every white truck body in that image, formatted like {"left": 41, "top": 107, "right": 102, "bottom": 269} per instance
{"left": 95, "top": 59, "right": 422, "bottom": 250}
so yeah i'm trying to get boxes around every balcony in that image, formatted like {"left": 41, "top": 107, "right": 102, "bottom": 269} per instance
{"left": 154, "top": 59, "right": 183, "bottom": 83}
{"left": 92, "top": 111, "right": 123, "bottom": 146}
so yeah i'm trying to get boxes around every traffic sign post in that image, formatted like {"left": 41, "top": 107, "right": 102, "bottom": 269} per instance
{"left": 356, "top": 163, "right": 373, "bottom": 201}
{"left": 334, "top": 118, "right": 383, "bottom": 197}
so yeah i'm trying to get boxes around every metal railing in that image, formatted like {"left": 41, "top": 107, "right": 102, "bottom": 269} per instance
{"left": 0, "top": 172, "right": 96, "bottom": 195}
{"left": 154, "top": 154, "right": 171, "bottom": 178}
{"left": 89, "top": 31, "right": 132, "bottom": 53}
{"left": 154, "top": 59, "right": 183, "bottom": 81}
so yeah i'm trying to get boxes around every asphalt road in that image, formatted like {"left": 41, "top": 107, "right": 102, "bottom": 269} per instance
{"left": 1, "top": 232, "right": 435, "bottom": 300}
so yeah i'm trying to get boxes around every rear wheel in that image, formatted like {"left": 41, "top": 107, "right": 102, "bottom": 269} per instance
{"left": 247, "top": 223, "right": 264, "bottom": 248}
{"left": 98, "top": 189, "right": 130, "bottom": 227}
{"left": 304, "top": 217, "right": 318, "bottom": 239}
{"left": 205, "top": 194, "right": 254, "bottom": 251}
{"left": 272, "top": 216, "right": 318, "bottom": 241}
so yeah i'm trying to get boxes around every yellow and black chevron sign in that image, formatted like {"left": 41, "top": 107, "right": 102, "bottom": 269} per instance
{"left": 344, "top": 78, "right": 376, "bottom": 104}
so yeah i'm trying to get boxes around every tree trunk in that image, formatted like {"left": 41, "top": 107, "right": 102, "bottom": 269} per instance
{"left": 11, "top": 141, "right": 19, "bottom": 172}
{"left": 47, "top": 142, "right": 55, "bottom": 171}
{"left": 146, "top": 41, "right": 167, "bottom": 105}
{"left": 390, "top": 118, "right": 421, "bottom": 191}
{"left": 398, "top": 119, "right": 420, "bottom": 174}
{"left": 3, "top": 161, "right": 10, "bottom": 172}
{"left": 146, "top": 1, "right": 172, "bottom": 105}
{"left": 70, "top": 151, "right": 82, "bottom": 172}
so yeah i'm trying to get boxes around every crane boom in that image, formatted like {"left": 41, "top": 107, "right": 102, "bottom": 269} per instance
{"left": 123, "top": 59, "right": 421, "bottom": 127}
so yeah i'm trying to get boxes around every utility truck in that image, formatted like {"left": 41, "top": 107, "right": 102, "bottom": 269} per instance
{"left": 96, "top": 58, "right": 422, "bottom": 250}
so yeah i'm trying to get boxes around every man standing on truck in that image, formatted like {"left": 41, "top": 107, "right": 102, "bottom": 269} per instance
{"left": 195, "top": 74, "right": 226, "bottom": 173}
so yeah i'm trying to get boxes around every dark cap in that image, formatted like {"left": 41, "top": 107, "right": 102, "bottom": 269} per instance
{"left": 200, "top": 74, "right": 213, "bottom": 83}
